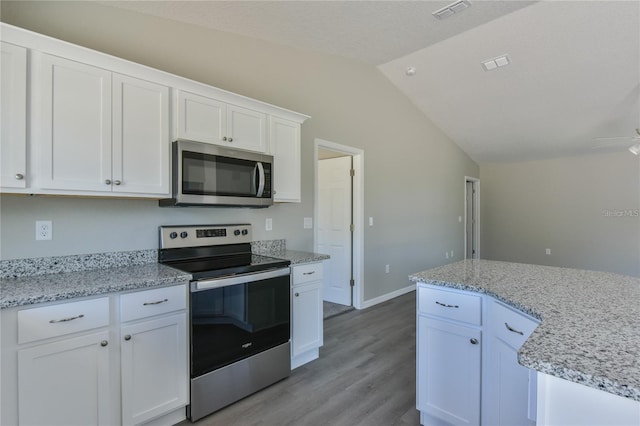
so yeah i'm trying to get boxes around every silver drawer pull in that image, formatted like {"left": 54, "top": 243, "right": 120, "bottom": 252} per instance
{"left": 49, "top": 314, "right": 85, "bottom": 323}
{"left": 303, "top": 271, "right": 316, "bottom": 275}
{"left": 143, "top": 298, "right": 168, "bottom": 306}
{"left": 505, "top": 322, "right": 524, "bottom": 335}
{"left": 435, "top": 301, "right": 459, "bottom": 308}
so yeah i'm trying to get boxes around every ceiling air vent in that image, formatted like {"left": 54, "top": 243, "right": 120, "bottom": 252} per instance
{"left": 432, "top": 0, "right": 472, "bottom": 20}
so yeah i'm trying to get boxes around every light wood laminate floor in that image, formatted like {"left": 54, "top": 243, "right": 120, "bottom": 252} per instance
{"left": 185, "top": 290, "right": 419, "bottom": 426}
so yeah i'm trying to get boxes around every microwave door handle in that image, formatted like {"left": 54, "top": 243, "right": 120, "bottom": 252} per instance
{"left": 256, "top": 162, "right": 265, "bottom": 197}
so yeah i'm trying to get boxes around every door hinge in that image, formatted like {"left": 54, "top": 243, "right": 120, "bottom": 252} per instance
{"left": 350, "top": 279, "right": 355, "bottom": 287}
{"left": 350, "top": 223, "right": 355, "bottom": 232}
{"left": 350, "top": 169, "right": 355, "bottom": 177}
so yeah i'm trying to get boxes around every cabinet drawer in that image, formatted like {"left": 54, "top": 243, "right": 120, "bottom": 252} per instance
{"left": 419, "top": 286, "right": 482, "bottom": 325}
{"left": 121, "top": 284, "right": 186, "bottom": 322}
{"left": 489, "top": 301, "right": 539, "bottom": 349}
{"left": 18, "top": 297, "right": 109, "bottom": 344}
{"left": 292, "top": 262, "right": 323, "bottom": 285}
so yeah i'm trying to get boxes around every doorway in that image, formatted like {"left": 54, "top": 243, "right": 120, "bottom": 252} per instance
{"left": 465, "top": 177, "right": 480, "bottom": 259}
{"left": 314, "top": 138, "right": 364, "bottom": 310}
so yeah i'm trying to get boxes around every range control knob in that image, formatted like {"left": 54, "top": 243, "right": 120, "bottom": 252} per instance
{"left": 242, "top": 229, "right": 249, "bottom": 236}
{"left": 234, "top": 229, "right": 241, "bottom": 236}
{"left": 180, "top": 231, "right": 188, "bottom": 239}
{"left": 169, "top": 232, "right": 178, "bottom": 239}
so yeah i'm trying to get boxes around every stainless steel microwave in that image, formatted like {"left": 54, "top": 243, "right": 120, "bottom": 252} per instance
{"left": 160, "top": 140, "right": 273, "bottom": 207}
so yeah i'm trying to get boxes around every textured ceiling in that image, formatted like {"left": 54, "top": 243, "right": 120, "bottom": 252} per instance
{"left": 103, "top": 0, "right": 640, "bottom": 163}
{"left": 102, "top": 0, "right": 535, "bottom": 65}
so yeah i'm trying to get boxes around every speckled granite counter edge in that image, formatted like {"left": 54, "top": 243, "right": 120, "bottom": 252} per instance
{"left": 409, "top": 273, "right": 640, "bottom": 402}
{"left": 1, "top": 249, "right": 158, "bottom": 279}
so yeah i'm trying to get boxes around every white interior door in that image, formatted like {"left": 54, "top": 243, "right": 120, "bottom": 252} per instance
{"left": 318, "top": 156, "right": 352, "bottom": 306}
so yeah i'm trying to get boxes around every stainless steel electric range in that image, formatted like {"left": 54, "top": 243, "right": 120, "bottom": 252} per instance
{"left": 158, "top": 224, "right": 291, "bottom": 422}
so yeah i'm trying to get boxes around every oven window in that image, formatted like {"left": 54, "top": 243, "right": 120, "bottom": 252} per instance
{"left": 182, "top": 151, "right": 258, "bottom": 197}
{"left": 190, "top": 273, "right": 290, "bottom": 377}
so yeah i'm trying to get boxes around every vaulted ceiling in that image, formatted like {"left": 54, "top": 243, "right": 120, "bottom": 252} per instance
{"left": 104, "top": 1, "right": 640, "bottom": 163}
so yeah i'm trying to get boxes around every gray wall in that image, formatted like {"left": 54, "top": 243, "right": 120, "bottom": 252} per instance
{"left": 481, "top": 152, "right": 640, "bottom": 277}
{"left": 0, "top": 1, "right": 479, "bottom": 301}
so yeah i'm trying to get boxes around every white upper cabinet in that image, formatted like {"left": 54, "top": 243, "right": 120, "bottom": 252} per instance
{"left": 270, "top": 116, "right": 301, "bottom": 202}
{"left": 0, "top": 42, "right": 28, "bottom": 189}
{"left": 112, "top": 73, "right": 169, "bottom": 195}
{"left": 176, "top": 90, "right": 267, "bottom": 153}
{"left": 175, "top": 91, "right": 226, "bottom": 145}
{"left": 33, "top": 53, "right": 170, "bottom": 196}
{"left": 1, "top": 23, "right": 308, "bottom": 200}
{"left": 34, "top": 53, "right": 113, "bottom": 192}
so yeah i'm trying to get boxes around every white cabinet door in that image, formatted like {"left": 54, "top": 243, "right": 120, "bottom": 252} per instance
{"left": 292, "top": 281, "right": 323, "bottom": 357}
{"left": 417, "top": 316, "right": 481, "bottom": 426}
{"left": 0, "top": 42, "right": 27, "bottom": 189}
{"left": 484, "top": 336, "right": 536, "bottom": 426}
{"left": 270, "top": 116, "right": 301, "bottom": 202}
{"left": 112, "top": 74, "right": 169, "bottom": 195}
{"left": 120, "top": 312, "right": 188, "bottom": 426}
{"left": 483, "top": 301, "right": 539, "bottom": 426}
{"left": 18, "top": 330, "right": 112, "bottom": 426}
{"left": 226, "top": 104, "right": 267, "bottom": 152}
{"left": 175, "top": 90, "right": 226, "bottom": 145}
{"left": 35, "top": 52, "right": 112, "bottom": 192}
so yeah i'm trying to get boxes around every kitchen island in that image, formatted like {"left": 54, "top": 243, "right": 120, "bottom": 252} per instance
{"left": 410, "top": 259, "right": 640, "bottom": 425}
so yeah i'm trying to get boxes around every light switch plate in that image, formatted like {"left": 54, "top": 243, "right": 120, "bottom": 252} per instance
{"left": 303, "top": 217, "right": 313, "bottom": 229}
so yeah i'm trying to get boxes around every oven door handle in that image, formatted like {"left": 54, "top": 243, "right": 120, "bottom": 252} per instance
{"left": 191, "top": 267, "right": 290, "bottom": 292}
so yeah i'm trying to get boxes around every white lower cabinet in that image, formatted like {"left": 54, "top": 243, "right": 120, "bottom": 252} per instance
{"left": 121, "top": 313, "right": 188, "bottom": 426}
{"left": 483, "top": 300, "right": 539, "bottom": 426}
{"left": 2, "top": 284, "right": 188, "bottom": 426}
{"left": 291, "top": 262, "right": 324, "bottom": 369}
{"left": 417, "top": 284, "right": 539, "bottom": 426}
{"left": 417, "top": 286, "right": 482, "bottom": 426}
{"left": 18, "top": 330, "right": 112, "bottom": 426}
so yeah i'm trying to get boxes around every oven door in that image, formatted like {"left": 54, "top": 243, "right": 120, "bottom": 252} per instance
{"left": 173, "top": 140, "right": 273, "bottom": 207}
{"left": 190, "top": 268, "right": 290, "bottom": 378}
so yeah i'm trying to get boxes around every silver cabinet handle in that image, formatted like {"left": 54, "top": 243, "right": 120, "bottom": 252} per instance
{"left": 49, "top": 314, "right": 84, "bottom": 323}
{"left": 222, "top": 136, "right": 227, "bottom": 141}
{"left": 143, "top": 298, "right": 168, "bottom": 306}
{"left": 228, "top": 137, "right": 233, "bottom": 142}
{"left": 303, "top": 271, "right": 316, "bottom": 275}
{"left": 105, "top": 179, "right": 112, "bottom": 185}
{"left": 295, "top": 292, "right": 300, "bottom": 297}
{"left": 113, "top": 180, "right": 121, "bottom": 185}
{"left": 470, "top": 338, "right": 479, "bottom": 345}
{"left": 435, "top": 301, "right": 459, "bottom": 308}
{"left": 505, "top": 322, "right": 524, "bottom": 335}
{"left": 124, "top": 335, "right": 132, "bottom": 341}
{"left": 100, "top": 340, "right": 108, "bottom": 347}
{"left": 15, "top": 173, "right": 24, "bottom": 180}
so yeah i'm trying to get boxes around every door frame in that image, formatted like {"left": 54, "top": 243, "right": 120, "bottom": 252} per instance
{"left": 464, "top": 176, "right": 480, "bottom": 260}
{"left": 314, "top": 138, "right": 364, "bottom": 310}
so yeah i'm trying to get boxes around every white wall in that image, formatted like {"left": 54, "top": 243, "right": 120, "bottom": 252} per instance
{"left": 481, "top": 152, "right": 640, "bottom": 277}
{"left": 0, "top": 1, "right": 479, "bottom": 301}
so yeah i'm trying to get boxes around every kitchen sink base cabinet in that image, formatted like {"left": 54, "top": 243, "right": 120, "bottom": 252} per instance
{"left": 1, "top": 284, "right": 188, "bottom": 426}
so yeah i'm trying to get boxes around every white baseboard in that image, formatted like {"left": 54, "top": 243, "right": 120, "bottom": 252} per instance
{"left": 359, "top": 283, "right": 416, "bottom": 310}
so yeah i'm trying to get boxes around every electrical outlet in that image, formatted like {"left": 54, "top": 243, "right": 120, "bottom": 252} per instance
{"left": 35, "top": 220, "right": 52, "bottom": 241}
{"left": 445, "top": 252, "right": 449, "bottom": 259}
{"left": 450, "top": 250, "right": 454, "bottom": 258}
{"left": 265, "top": 218, "right": 273, "bottom": 231}
{"left": 303, "top": 217, "right": 313, "bottom": 229}
{"left": 546, "top": 248, "right": 551, "bottom": 255}
{"left": 385, "top": 264, "right": 390, "bottom": 273}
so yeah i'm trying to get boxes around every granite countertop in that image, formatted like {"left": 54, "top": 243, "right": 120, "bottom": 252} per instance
{"left": 0, "top": 245, "right": 328, "bottom": 309}
{"left": 409, "top": 259, "right": 640, "bottom": 401}
{"left": 264, "top": 249, "right": 330, "bottom": 265}
{"left": 1, "top": 262, "right": 191, "bottom": 309}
